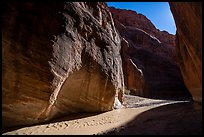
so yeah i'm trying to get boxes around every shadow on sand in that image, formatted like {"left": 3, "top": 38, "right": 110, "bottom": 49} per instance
{"left": 103, "top": 101, "right": 202, "bottom": 135}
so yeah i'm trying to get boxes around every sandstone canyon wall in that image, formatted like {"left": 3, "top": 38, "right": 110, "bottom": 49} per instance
{"left": 169, "top": 2, "right": 202, "bottom": 102}
{"left": 110, "top": 7, "right": 191, "bottom": 98}
{"left": 110, "top": 7, "right": 176, "bottom": 47}
{"left": 2, "top": 2, "right": 124, "bottom": 129}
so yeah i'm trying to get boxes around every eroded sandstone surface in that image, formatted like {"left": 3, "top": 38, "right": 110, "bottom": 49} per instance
{"left": 169, "top": 2, "right": 202, "bottom": 102}
{"left": 109, "top": 7, "right": 175, "bottom": 47}
{"left": 2, "top": 2, "right": 124, "bottom": 129}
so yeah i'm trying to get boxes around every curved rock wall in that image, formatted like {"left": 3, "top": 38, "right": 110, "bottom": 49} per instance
{"left": 2, "top": 2, "right": 124, "bottom": 129}
{"left": 110, "top": 7, "right": 190, "bottom": 98}
{"left": 169, "top": 2, "right": 202, "bottom": 102}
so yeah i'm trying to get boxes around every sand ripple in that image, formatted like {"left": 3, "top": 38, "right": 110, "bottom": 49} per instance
{"left": 3, "top": 95, "right": 191, "bottom": 135}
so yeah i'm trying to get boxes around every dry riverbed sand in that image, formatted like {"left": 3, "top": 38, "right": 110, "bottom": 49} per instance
{"left": 2, "top": 95, "right": 202, "bottom": 135}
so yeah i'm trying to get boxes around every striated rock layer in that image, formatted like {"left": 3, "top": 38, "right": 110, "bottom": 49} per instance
{"left": 109, "top": 7, "right": 176, "bottom": 47}
{"left": 2, "top": 2, "right": 124, "bottom": 129}
{"left": 169, "top": 2, "right": 202, "bottom": 102}
{"left": 110, "top": 7, "right": 191, "bottom": 98}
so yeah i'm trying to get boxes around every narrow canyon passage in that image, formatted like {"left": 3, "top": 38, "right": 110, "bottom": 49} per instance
{"left": 2, "top": 2, "right": 202, "bottom": 135}
{"left": 109, "top": 5, "right": 192, "bottom": 100}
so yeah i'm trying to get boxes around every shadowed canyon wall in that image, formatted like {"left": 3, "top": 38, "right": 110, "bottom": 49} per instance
{"left": 109, "top": 7, "right": 191, "bottom": 99}
{"left": 169, "top": 2, "right": 202, "bottom": 102}
{"left": 2, "top": 2, "right": 124, "bottom": 129}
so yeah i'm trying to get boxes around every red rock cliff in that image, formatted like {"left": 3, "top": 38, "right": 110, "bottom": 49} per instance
{"left": 2, "top": 2, "right": 124, "bottom": 129}
{"left": 169, "top": 2, "right": 202, "bottom": 102}
{"left": 110, "top": 7, "right": 191, "bottom": 98}
{"left": 109, "top": 7, "right": 176, "bottom": 47}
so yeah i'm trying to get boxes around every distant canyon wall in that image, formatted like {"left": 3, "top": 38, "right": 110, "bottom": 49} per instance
{"left": 109, "top": 7, "right": 190, "bottom": 99}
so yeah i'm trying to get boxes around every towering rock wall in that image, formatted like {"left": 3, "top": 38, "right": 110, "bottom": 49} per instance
{"left": 169, "top": 2, "right": 202, "bottom": 102}
{"left": 110, "top": 7, "right": 190, "bottom": 98}
{"left": 110, "top": 7, "right": 175, "bottom": 47}
{"left": 2, "top": 2, "right": 124, "bottom": 129}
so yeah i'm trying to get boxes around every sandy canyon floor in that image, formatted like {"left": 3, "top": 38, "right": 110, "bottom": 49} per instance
{"left": 2, "top": 95, "right": 202, "bottom": 135}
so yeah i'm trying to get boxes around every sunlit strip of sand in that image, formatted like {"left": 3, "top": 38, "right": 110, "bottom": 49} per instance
{"left": 3, "top": 99, "right": 188, "bottom": 135}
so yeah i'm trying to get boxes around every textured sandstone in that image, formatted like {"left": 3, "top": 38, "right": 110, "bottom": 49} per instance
{"left": 121, "top": 39, "right": 145, "bottom": 95}
{"left": 169, "top": 2, "right": 202, "bottom": 102}
{"left": 109, "top": 7, "right": 175, "bottom": 47}
{"left": 126, "top": 59, "right": 145, "bottom": 96}
{"left": 2, "top": 2, "right": 124, "bottom": 129}
{"left": 110, "top": 7, "right": 191, "bottom": 98}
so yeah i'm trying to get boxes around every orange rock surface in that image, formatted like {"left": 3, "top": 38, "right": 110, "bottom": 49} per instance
{"left": 169, "top": 2, "right": 202, "bottom": 102}
{"left": 2, "top": 2, "right": 124, "bottom": 129}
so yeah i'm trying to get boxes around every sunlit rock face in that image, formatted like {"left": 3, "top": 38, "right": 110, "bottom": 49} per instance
{"left": 2, "top": 2, "right": 124, "bottom": 129}
{"left": 169, "top": 2, "right": 202, "bottom": 102}
{"left": 121, "top": 38, "right": 145, "bottom": 95}
{"left": 109, "top": 7, "right": 176, "bottom": 47}
{"left": 110, "top": 7, "right": 191, "bottom": 98}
